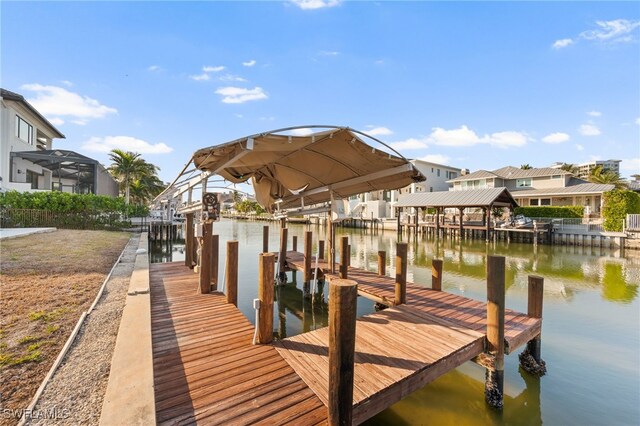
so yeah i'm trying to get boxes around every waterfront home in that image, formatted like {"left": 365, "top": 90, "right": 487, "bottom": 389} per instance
{"left": 0, "top": 88, "right": 118, "bottom": 195}
{"left": 448, "top": 166, "right": 614, "bottom": 216}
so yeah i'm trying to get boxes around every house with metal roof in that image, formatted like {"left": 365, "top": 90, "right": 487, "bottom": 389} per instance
{"left": 448, "top": 165, "right": 614, "bottom": 216}
{"left": 1, "top": 88, "right": 118, "bottom": 196}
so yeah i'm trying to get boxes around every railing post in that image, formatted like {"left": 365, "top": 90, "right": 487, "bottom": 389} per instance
{"left": 199, "top": 221, "right": 212, "bottom": 294}
{"left": 340, "top": 236, "right": 349, "bottom": 279}
{"left": 328, "top": 278, "right": 358, "bottom": 426}
{"left": 377, "top": 251, "right": 386, "bottom": 276}
{"left": 263, "top": 225, "right": 269, "bottom": 253}
{"left": 258, "top": 253, "right": 275, "bottom": 344}
{"left": 519, "top": 275, "right": 546, "bottom": 376}
{"left": 292, "top": 235, "right": 298, "bottom": 252}
{"left": 185, "top": 213, "right": 194, "bottom": 268}
{"left": 226, "top": 241, "right": 239, "bottom": 306}
{"left": 319, "top": 240, "right": 325, "bottom": 260}
{"left": 211, "top": 235, "right": 219, "bottom": 291}
{"left": 432, "top": 259, "right": 443, "bottom": 291}
{"left": 485, "top": 255, "right": 505, "bottom": 409}
{"left": 395, "top": 242, "right": 407, "bottom": 305}
{"left": 278, "top": 227, "right": 288, "bottom": 282}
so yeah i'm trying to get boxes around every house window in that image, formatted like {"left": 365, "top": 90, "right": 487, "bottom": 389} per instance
{"left": 551, "top": 175, "right": 561, "bottom": 179}
{"left": 25, "top": 170, "right": 39, "bottom": 189}
{"left": 16, "top": 115, "right": 34, "bottom": 145}
{"left": 383, "top": 190, "right": 391, "bottom": 202}
{"left": 540, "top": 198, "right": 551, "bottom": 206}
{"left": 530, "top": 199, "right": 539, "bottom": 206}
{"left": 430, "top": 187, "right": 433, "bottom": 192}
{"left": 431, "top": 168, "right": 434, "bottom": 173}
{"left": 516, "top": 178, "right": 532, "bottom": 188}
{"left": 437, "top": 169, "right": 440, "bottom": 177}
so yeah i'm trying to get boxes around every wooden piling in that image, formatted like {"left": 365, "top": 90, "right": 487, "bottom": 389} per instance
{"left": 486, "top": 255, "right": 505, "bottom": 408}
{"left": 319, "top": 240, "right": 325, "bottom": 260}
{"left": 226, "top": 241, "right": 239, "bottom": 306}
{"left": 340, "top": 236, "right": 349, "bottom": 279}
{"left": 198, "top": 222, "right": 212, "bottom": 294}
{"left": 521, "top": 275, "right": 545, "bottom": 374}
{"left": 377, "top": 251, "right": 386, "bottom": 276}
{"left": 185, "top": 213, "right": 194, "bottom": 268}
{"left": 293, "top": 235, "right": 298, "bottom": 252}
{"left": 263, "top": 225, "right": 269, "bottom": 253}
{"left": 395, "top": 242, "right": 407, "bottom": 305}
{"left": 328, "top": 278, "right": 358, "bottom": 426}
{"left": 432, "top": 259, "right": 443, "bottom": 291}
{"left": 258, "top": 253, "right": 275, "bottom": 344}
{"left": 211, "top": 235, "right": 219, "bottom": 291}
{"left": 304, "top": 231, "right": 313, "bottom": 296}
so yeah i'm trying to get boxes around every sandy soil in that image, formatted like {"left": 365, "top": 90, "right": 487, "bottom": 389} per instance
{"left": 0, "top": 230, "right": 130, "bottom": 426}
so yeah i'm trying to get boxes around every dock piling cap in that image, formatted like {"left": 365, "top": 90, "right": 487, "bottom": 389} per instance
{"left": 329, "top": 278, "right": 358, "bottom": 288}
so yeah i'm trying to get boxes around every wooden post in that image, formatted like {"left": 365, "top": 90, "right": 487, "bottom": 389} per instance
{"left": 396, "top": 208, "right": 401, "bottom": 234}
{"left": 199, "top": 222, "right": 212, "bottom": 294}
{"left": 435, "top": 208, "right": 441, "bottom": 237}
{"left": 226, "top": 241, "right": 239, "bottom": 306}
{"left": 319, "top": 240, "right": 325, "bottom": 260}
{"left": 485, "top": 255, "right": 505, "bottom": 408}
{"left": 340, "top": 236, "right": 349, "bottom": 279}
{"left": 258, "top": 253, "right": 275, "bottom": 344}
{"left": 328, "top": 219, "right": 335, "bottom": 273}
{"left": 395, "top": 242, "right": 407, "bottom": 305}
{"left": 211, "top": 235, "right": 219, "bottom": 291}
{"left": 347, "top": 244, "right": 351, "bottom": 267}
{"left": 414, "top": 208, "right": 419, "bottom": 236}
{"left": 377, "top": 251, "right": 386, "bottom": 276}
{"left": 486, "top": 204, "right": 493, "bottom": 242}
{"left": 279, "top": 227, "right": 288, "bottom": 280}
{"left": 292, "top": 235, "right": 298, "bottom": 252}
{"left": 520, "top": 275, "right": 546, "bottom": 375}
{"left": 432, "top": 259, "right": 443, "bottom": 291}
{"left": 185, "top": 213, "right": 194, "bottom": 268}
{"left": 263, "top": 225, "right": 269, "bottom": 253}
{"left": 459, "top": 207, "right": 464, "bottom": 238}
{"left": 304, "top": 231, "right": 313, "bottom": 295}
{"left": 328, "top": 278, "right": 358, "bottom": 426}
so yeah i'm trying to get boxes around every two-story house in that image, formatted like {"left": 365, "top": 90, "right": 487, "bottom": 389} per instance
{"left": 1, "top": 88, "right": 118, "bottom": 196}
{"left": 448, "top": 166, "right": 614, "bottom": 216}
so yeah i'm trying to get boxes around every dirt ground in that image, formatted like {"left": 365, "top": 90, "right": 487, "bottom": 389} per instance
{"left": 0, "top": 230, "right": 130, "bottom": 425}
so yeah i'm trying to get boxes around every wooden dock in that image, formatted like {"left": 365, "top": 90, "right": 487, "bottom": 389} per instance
{"left": 149, "top": 246, "right": 543, "bottom": 425}
{"left": 150, "top": 262, "right": 327, "bottom": 425}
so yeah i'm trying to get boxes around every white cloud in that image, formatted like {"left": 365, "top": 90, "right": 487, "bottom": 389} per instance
{"left": 242, "top": 60, "right": 256, "bottom": 67}
{"left": 260, "top": 116, "right": 276, "bottom": 121}
{"left": 234, "top": 113, "right": 244, "bottom": 118}
{"left": 580, "top": 19, "right": 640, "bottom": 43}
{"left": 71, "top": 119, "right": 88, "bottom": 126}
{"left": 375, "top": 59, "right": 385, "bottom": 65}
{"left": 575, "top": 144, "right": 584, "bottom": 151}
{"left": 318, "top": 50, "right": 340, "bottom": 56}
{"left": 429, "top": 125, "right": 480, "bottom": 147}
{"left": 542, "top": 132, "right": 570, "bottom": 144}
{"left": 82, "top": 136, "right": 173, "bottom": 154}
{"left": 578, "top": 123, "right": 601, "bottom": 136}
{"left": 390, "top": 138, "right": 428, "bottom": 150}
{"left": 419, "top": 154, "right": 450, "bottom": 165}
{"left": 219, "top": 74, "right": 248, "bottom": 82}
{"left": 290, "top": 0, "right": 341, "bottom": 10}
{"left": 60, "top": 80, "right": 73, "bottom": 87}
{"left": 21, "top": 84, "right": 117, "bottom": 122}
{"left": 635, "top": 117, "right": 640, "bottom": 125}
{"left": 147, "top": 65, "right": 161, "bottom": 72}
{"left": 215, "top": 86, "right": 268, "bottom": 104}
{"left": 365, "top": 126, "right": 393, "bottom": 137}
{"left": 203, "top": 65, "right": 225, "bottom": 72}
{"left": 621, "top": 158, "right": 640, "bottom": 172}
{"left": 552, "top": 38, "right": 574, "bottom": 49}
{"left": 486, "top": 131, "right": 528, "bottom": 148}
{"left": 587, "top": 110, "right": 602, "bottom": 117}
{"left": 189, "top": 73, "right": 210, "bottom": 81}
{"left": 291, "top": 128, "right": 314, "bottom": 136}
{"left": 49, "top": 117, "right": 65, "bottom": 126}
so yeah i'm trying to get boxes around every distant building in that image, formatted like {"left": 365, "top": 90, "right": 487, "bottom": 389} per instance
{"left": 0, "top": 88, "right": 118, "bottom": 196}
{"left": 551, "top": 160, "right": 621, "bottom": 179}
{"left": 448, "top": 165, "right": 614, "bottom": 216}
{"left": 350, "top": 159, "right": 462, "bottom": 219}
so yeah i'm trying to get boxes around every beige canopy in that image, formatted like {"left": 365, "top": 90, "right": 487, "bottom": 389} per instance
{"left": 191, "top": 127, "right": 425, "bottom": 213}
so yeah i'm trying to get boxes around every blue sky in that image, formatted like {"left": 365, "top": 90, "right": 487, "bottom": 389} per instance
{"left": 2, "top": 1, "right": 639, "bottom": 186}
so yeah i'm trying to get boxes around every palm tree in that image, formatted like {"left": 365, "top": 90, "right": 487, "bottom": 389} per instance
{"left": 588, "top": 165, "right": 627, "bottom": 189}
{"left": 109, "top": 149, "right": 158, "bottom": 204}
{"left": 559, "top": 163, "right": 578, "bottom": 175}
{"left": 520, "top": 164, "right": 532, "bottom": 170}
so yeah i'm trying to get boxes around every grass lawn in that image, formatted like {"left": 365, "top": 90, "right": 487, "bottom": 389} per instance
{"left": 0, "top": 230, "right": 130, "bottom": 424}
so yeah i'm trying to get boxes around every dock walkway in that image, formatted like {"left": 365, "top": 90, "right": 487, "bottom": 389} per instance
{"left": 150, "top": 262, "right": 326, "bottom": 425}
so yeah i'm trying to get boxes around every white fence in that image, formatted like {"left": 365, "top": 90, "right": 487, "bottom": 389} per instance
{"left": 627, "top": 214, "right": 640, "bottom": 231}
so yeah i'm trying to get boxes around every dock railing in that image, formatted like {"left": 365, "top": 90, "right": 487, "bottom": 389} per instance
{"left": 626, "top": 214, "right": 640, "bottom": 232}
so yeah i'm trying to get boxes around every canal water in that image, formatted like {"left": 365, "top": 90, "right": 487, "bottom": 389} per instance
{"left": 150, "top": 219, "right": 640, "bottom": 425}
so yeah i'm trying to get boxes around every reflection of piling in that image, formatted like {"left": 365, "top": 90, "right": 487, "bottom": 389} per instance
{"left": 303, "top": 231, "right": 312, "bottom": 298}
{"left": 278, "top": 228, "right": 288, "bottom": 283}
{"left": 485, "top": 255, "right": 505, "bottom": 409}
{"left": 328, "top": 278, "right": 358, "bottom": 426}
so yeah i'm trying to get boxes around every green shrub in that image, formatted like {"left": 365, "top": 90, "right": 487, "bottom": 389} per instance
{"left": 513, "top": 206, "right": 584, "bottom": 218}
{"left": 602, "top": 189, "right": 640, "bottom": 232}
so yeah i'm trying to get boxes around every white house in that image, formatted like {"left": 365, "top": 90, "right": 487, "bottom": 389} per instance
{"left": 1, "top": 88, "right": 118, "bottom": 196}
